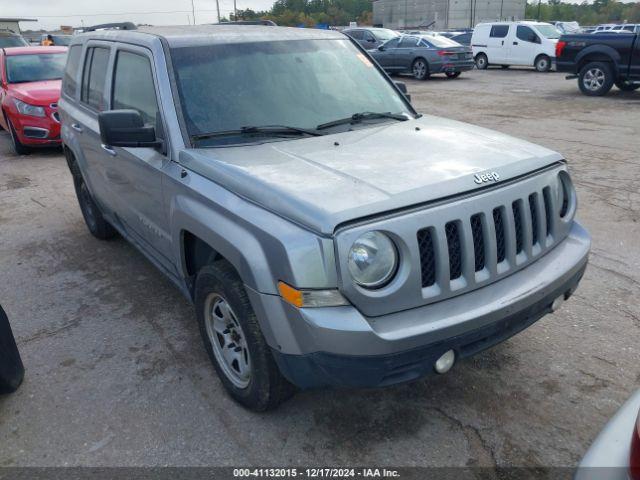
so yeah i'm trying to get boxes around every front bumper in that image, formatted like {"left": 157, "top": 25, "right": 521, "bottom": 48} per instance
{"left": 10, "top": 110, "right": 61, "bottom": 146}
{"left": 248, "top": 221, "right": 590, "bottom": 389}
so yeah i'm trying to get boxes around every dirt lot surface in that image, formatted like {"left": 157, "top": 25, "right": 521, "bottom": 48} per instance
{"left": 0, "top": 68, "right": 638, "bottom": 468}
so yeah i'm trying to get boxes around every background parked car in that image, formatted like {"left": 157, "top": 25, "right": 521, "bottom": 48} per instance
{"left": 0, "top": 31, "right": 29, "bottom": 48}
{"left": 472, "top": 21, "right": 560, "bottom": 72}
{"left": 368, "top": 34, "right": 474, "bottom": 80}
{"left": 556, "top": 29, "right": 640, "bottom": 96}
{"left": 343, "top": 27, "right": 399, "bottom": 49}
{"left": 575, "top": 390, "right": 640, "bottom": 480}
{"left": 0, "top": 46, "right": 67, "bottom": 154}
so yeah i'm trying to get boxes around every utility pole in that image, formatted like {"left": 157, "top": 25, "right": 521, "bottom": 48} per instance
{"left": 234, "top": 0, "right": 238, "bottom": 20}
{"left": 537, "top": 0, "right": 542, "bottom": 21}
{"left": 191, "top": 0, "right": 196, "bottom": 24}
{"left": 216, "top": 0, "right": 221, "bottom": 22}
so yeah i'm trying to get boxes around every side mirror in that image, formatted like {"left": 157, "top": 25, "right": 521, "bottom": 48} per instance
{"left": 378, "top": 45, "right": 385, "bottom": 51}
{"left": 98, "top": 110, "right": 162, "bottom": 149}
{"left": 394, "top": 81, "right": 411, "bottom": 102}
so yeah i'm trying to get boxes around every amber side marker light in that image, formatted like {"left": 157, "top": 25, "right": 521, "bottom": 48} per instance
{"left": 277, "top": 281, "right": 349, "bottom": 308}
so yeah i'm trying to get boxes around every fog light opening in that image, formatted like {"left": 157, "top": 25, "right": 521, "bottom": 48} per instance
{"left": 551, "top": 295, "right": 564, "bottom": 313}
{"left": 434, "top": 349, "right": 456, "bottom": 374}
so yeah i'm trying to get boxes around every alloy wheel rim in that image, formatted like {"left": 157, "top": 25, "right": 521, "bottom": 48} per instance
{"left": 204, "top": 293, "right": 251, "bottom": 389}
{"left": 584, "top": 68, "right": 605, "bottom": 91}
{"left": 477, "top": 57, "right": 485, "bottom": 68}
{"left": 414, "top": 61, "right": 426, "bottom": 78}
{"left": 537, "top": 59, "right": 548, "bottom": 70}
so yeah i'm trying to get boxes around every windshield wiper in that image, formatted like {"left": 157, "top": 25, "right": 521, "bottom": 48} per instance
{"left": 316, "top": 112, "right": 409, "bottom": 131}
{"left": 191, "top": 125, "right": 324, "bottom": 142}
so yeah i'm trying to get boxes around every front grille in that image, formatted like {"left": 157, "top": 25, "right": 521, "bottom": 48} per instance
{"left": 470, "top": 214, "right": 485, "bottom": 272}
{"left": 417, "top": 183, "right": 558, "bottom": 292}
{"left": 445, "top": 221, "right": 462, "bottom": 280}
{"left": 493, "top": 207, "right": 506, "bottom": 263}
{"left": 417, "top": 228, "right": 436, "bottom": 287}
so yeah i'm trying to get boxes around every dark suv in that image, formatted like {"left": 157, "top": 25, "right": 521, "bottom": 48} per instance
{"left": 343, "top": 27, "right": 399, "bottom": 49}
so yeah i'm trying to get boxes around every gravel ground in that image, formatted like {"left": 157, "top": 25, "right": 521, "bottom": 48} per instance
{"left": 0, "top": 67, "right": 638, "bottom": 469}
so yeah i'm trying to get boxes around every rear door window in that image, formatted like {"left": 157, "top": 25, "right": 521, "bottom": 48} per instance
{"left": 490, "top": 25, "right": 509, "bottom": 38}
{"left": 399, "top": 36, "right": 419, "bottom": 48}
{"left": 348, "top": 30, "right": 363, "bottom": 40}
{"left": 112, "top": 50, "right": 159, "bottom": 125}
{"left": 81, "top": 46, "right": 110, "bottom": 111}
{"left": 62, "top": 45, "right": 82, "bottom": 97}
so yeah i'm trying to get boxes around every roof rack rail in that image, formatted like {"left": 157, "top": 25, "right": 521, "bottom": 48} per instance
{"left": 82, "top": 22, "right": 137, "bottom": 32}
{"left": 219, "top": 20, "right": 277, "bottom": 26}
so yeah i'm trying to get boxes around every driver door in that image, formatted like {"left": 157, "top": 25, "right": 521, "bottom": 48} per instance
{"left": 374, "top": 38, "right": 401, "bottom": 71}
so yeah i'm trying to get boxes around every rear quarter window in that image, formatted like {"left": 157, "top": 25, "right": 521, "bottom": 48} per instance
{"left": 62, "top": 45, "right": 82, "bottom": 98}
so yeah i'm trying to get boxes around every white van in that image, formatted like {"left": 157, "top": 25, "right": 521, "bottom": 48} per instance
{"left": 471, "top": 21, "right": 561, "bottom": 72}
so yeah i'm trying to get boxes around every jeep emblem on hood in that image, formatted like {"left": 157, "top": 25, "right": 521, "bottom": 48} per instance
{"left": 474, "top": 171, "right": 500, "bottom": 184}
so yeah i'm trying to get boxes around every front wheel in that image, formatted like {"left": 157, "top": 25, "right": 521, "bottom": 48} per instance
{"left": 445, "top": 71, "right": 461, "bottom": 79}
{"left": 412, "top": 58, "right": 430, "bottom": 80}
{"left": 578, "top": 62, "right": 614, "bottom": 96}
{"left": 615, "top": 80, "right": 640, "bottom": 92}
{"left": 475, "top": 53, "right": 488, "bottom": 70}
{"left": 7, "top": 117, "right": 29, "bottom": 155}
{"left": 195, "top": 261, "right": 295, "bottom": 411}
{"left": 534, "top": 55, "right": 551, "bottom": 72}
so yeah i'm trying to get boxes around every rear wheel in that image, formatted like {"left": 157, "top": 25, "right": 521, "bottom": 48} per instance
{"left": 615, "top": 80, "right": 640, "bottom": 91}
{"left": 7, "top": 117, "right": 29, "bottom": 155}
{"left": 412, "top": 58, "right": 430, "bottom": 80}
{"left": 195, "top": 261, "right": 295, "bottom": 411}
{"left": 475, "top": 53, "right": 488, "bottom": 70}
{"left": 578, "top": 62, "right": 614, "bottom": 96}
{"left": 445, "top": 71, "right": 461, "bottom": 79}
{"left": 72, "top": 167, "right": 117, "bottom": 240}
{"left": 534, "top": 54, "right": 551, "bottom": 72}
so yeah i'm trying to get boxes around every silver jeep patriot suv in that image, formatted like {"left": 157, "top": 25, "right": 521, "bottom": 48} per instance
{"left": 59, "top": 25, "right": 590, "bottom": 411}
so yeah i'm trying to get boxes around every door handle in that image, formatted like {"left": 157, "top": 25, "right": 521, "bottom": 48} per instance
{"left": 513, "top": 41, "right": 518, "bottom": 45}
{"left": 101, "top": 144, "right": 117, "bottom": 156}
{"left": 71, "top": 123, "right": 83, "bottom": 133}
{"left": 501, "top": 40, "right": 504, "bottom": 45}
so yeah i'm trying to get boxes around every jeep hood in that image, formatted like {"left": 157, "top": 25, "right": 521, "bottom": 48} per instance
{"left": 180, "top": 115, "right": 563, "bottom": 235}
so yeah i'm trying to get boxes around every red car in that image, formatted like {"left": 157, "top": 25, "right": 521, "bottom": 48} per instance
{"left": 0, "top": 46, "right": 67, "bottom": 154}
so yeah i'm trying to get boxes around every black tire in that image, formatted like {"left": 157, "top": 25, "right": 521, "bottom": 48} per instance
{"left": 0, "top": 305, "right": 24, "bottom": 394}
{"left": 615, "top": 80, "right": 640, "bottom": 91}
{"left": 7, "top": 117, "right": 29, "bottom": 155}
{"left": 578, "top": 62, "right": 614, "bottom": 96}
{"left": 445, "top": 71, "right": 461, "bottom": 79}
{"left": 501, "top": 65, "right": 510, "bottom": 69}
{"left": 534, "top": 54, "right": 551, "bottom": 72}
{"left": 195, "top": 261, "right": 295, "bottom": 411}
{"left": 412, "top": 58, "right": 430, "bottom": 80}
{"left": 71, "top": 166, "right": 117, "bottom": 240}
{"left": 475, "top": 53, "right": 488, "bottom": 70}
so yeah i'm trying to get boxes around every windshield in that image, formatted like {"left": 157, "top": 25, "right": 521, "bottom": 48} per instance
{"left": 535, "top": 25, "right": 561, "bottom": 39}
{"left": 0, "top": 36, "right": 29, "bottom": 48}
{"left": 171, "top": 39, "right": 412, "bottom": 146}
{"left": 421, "top": 35, "right": 462, "bottom": 48}
{"left": 6, "top": 53, "right": 67, "bottom": 83}
{"left": 371, "top": 29, "right": 400, "bottom": 41}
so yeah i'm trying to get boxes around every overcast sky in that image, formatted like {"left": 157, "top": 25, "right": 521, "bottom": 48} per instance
{"left": 1, "top": 0, "right": 636, "bottom": 31}
{"left": 1, "top": 0, "right": 278, "bottom": 31}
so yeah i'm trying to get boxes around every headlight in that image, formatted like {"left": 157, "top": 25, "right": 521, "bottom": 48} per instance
{"left": 347, "top": 231, "right": 398, "bottom": 288}
{"left": 14, "top": 99, "right": 45, "bottom": 117}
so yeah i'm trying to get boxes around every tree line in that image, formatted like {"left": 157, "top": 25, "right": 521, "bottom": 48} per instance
{"left": 227, "top": 0, "right": 640, "bottom": 27}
